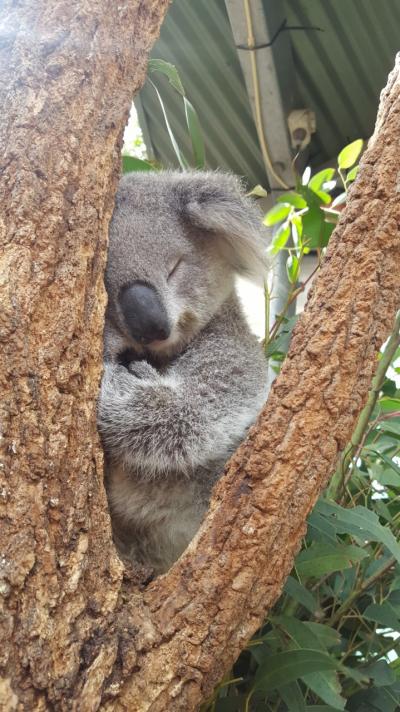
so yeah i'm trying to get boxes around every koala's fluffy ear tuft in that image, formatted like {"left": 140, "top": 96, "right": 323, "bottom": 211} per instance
{"left": 177, "top": 171, "right": 270, "bottom": 282}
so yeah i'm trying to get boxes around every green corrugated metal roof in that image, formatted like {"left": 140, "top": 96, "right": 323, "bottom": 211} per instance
{"left": 137, "top": 0, "right": 399, "bottom": 185}
{"left": 286, "top": 0, "right": 400, "bottom": 165}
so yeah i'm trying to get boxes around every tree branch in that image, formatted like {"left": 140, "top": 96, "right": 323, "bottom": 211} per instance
{"left": 113, "top": 56, "right": 400, "bottom": 711}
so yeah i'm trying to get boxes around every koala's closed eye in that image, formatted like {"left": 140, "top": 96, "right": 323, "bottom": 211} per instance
{"left": 167, "top": 257, "right": 184, "bottom": 281}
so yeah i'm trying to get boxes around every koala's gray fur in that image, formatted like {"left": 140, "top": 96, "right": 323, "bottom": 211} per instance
{"left": 98, "top": 170, "right": 269, "bottom": 574}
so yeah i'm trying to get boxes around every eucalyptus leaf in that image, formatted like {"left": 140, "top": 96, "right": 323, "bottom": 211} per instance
{"left": 149, "top": 79, "right": 189, "bottom": 169}
{"left": 303, "top": 623, "right": 341, "bottom": 649}
{"left": 271, "top": 617, "right": 345, "bottom": 709}
{"left": 122, "top": 155, "right": 154, "bottom": 173}
{"left": 315, "top": 501, "right": 400, "bottom": 565}
{"left": 268, "top": 223, "right": 291, "bottom": 255}
{"left": 307, "top": 511, "right": 338, "bottom": 544}
{"left": 347, "top": 165, "right": 359, "bottom": 182}
{"left": 283, "top": 576, "right": 319, "bottom": 614}
{"left": 277, "top": 191, "right": 307, "bottom": 209}
{"left": 338, "top": 139, "right": 363, "bottom": 170}
{"left": 378, "top": 397, "right": 400, "bottom": 413}
{"left": 253, "top": 649, "right": 338, "bottom": 692}
{"left": 263, "top": 203, "right": 292, "bottom": 226}
{"left": 296, "top": 543, "right": 368, "bottom": 579}
{"left": 347, "top": 681, "right": 400, "bottom": 712}
{"left": 247, "top": 184, "right": 269, "bottom": 198}
{"left": 286, "top": 254, "right": 300, "bottom": 284}
{"left": 148, "top": 58, "right": 185, "bottom": 95}
{"left": 363, "top": 602, "right": 400, "bottom": 630}
{"left": 309, "top": 168, "right": 336, "bottom": 193}
{"left": 364, "top": 660, "right": 396, "bottom": 687}
{"left": 305, "top": 708, "right": 344, "bottom": 712}
{"left": 265, "top": 316, "right": 298, "bottom": 358}
{"left": 279, "top": 681, "right": 306, "bottom": 712}
{"left": 183, "top": 96, "right": 205, "bottom": 168}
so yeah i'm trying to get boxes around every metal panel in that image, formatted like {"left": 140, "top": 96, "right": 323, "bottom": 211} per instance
{"left": 284, "top": 0, "right": 399, "bottom": 164}
{"left": 137, "top": 0, "right": 399, "bottom": 179}
{"left": 137, "top": 0, "right": 267, "bottom": 187}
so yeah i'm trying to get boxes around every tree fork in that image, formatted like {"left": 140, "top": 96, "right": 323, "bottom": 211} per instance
{"left": 0, "top": 2, "right": 400, "bottom": 710}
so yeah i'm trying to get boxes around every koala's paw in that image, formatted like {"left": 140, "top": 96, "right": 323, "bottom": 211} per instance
{"left": 127, "top": 360, "right": 160, "bottom": 381}
{"left": 101, "top": 362, "right": 136, "bottom": 397}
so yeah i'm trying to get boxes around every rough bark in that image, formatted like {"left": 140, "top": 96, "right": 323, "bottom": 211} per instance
{"left": 0, "top": 1, "right": 170, "bottom": 710}
{"left": 0, "top": 0, "right": 399, "bottom": 708}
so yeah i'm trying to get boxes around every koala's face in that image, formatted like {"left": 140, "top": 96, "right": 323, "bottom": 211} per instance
{"left": 105, "top": 171, "right": 266, "bottom": 361}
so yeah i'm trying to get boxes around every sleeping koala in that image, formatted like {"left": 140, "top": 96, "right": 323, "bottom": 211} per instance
{"left": 98, "top": 171, "right": 269, "bottom": 575}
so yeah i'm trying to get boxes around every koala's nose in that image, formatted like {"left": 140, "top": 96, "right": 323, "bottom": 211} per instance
{"left": 119, "top": 282, "right": 171, "bottom": 344}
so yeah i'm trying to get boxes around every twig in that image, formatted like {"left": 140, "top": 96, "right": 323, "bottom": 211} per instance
{"left": 329, "top": 556, "right": 396, "bottom": 627}
{"left": 328, "top": 311, "right": 400, "bottom": 500}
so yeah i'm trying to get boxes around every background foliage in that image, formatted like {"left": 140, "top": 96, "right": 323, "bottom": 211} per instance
{"left": 127, "top": 63, "right": 400, "bottom": 712}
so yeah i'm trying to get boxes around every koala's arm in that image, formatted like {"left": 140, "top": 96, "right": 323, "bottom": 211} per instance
{"left": 98, "top": 333, "right": 267, "bottom": 478}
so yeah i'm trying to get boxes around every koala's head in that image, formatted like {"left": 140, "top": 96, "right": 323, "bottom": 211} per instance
{"left": 105, "top": 170, "right": 268, "bottom": 361}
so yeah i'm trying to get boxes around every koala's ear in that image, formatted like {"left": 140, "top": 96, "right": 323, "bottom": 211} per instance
{"left": 176, "top": 172, "right": 270, "bottom": 282}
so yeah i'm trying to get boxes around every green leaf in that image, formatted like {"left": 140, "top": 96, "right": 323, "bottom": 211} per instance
{"left": 272, "top": 617, "right": 345, "bottom": 709}
{"left": 265, "top": 316, "right": 298, "bottom": 358}
{"left": 364, "top": 660, "right": 396, "bottom": 687}
{"left": 305, "top": 708, "right": 345, "bottom": 712}
{"left": 122, "top": 155, "right": 154, "bottom": 173}
{"left": 312, "top": 190, "right": 332, "bottom": 205}
{"left": 148, "top": 79, "right": 189, "bottom": 170}
{"left": 268, "top": 223, "right": 291, "bottom": 255}
{"left": 247, "top": 184, "right": 269, "bottom": 198}
{"left": 148, "top": 58, "right": 185, "bottom": 95}
{"left": 213, "top": 697, "right": 246, "bottom": 712}
{"left": 183, "top": 96, "right": 205, "bottom": 168}
{"left": 299, "top": 187, "right": 334, "bottom": 248}
{"left": 263, "top": 203, "right": 292, "bottom": 226}
{"left": 371, "top": 467, "right": 400, "bottom": 488}
{"left": 292, "top": 213, "right": 303, "bottom": 241}
{"left": 309, "top": 169, "right": 336, "bottom": 193}
{"left": 148, "top": 60, "right": 205, "bottom": 168}
{"left": 254, "top": 649, "right": 338, "bottom": 692}
{"left": 277, "top": 192, "right": 307, "bottom": 209}
{"left": 303, "top": 621, "right": 342, "bottom": 649}
{"left": 303, "top": 623, "right": 341, "bottom": 649}
{"left": 365, "top": 449, "right": 400, "bottom": 477}
{"left": 363, "top": 602, "right": 400, "bottom": 630}
{"left": 377, "top": 419, "right": 400, "bottom": 436}
{"left": 316, "top": 501, "right": 400, "bottom": 565}
{"left": 307, "top": 510, "right": 338, "bottom": 544}
{"left": 378, "top": 397, "right": 400, "bottom": 414}
{"left": 283, "top": 576, "right": 319, "bottom": 614}
{"left": 286, "top": 254, "right": 300, "bottom": 284}
{"left": 347, "top": 681, "right": 400, "bottom": 712}
{"left": 347, "top": 165, "right": 359, "bottom": 182}
{"left": 303, "top": 672, "right": 345, "bottom": 710}
{"left": 279, "top": 682, "right": 306, "bottom": 712}
{"left": 338, "top": 139, "right": 363, "bottom": 170}
{"left": 295, "top": 543, "right": 368, "bottom": 579}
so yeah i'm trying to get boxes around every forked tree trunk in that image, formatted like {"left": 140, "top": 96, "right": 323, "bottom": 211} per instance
{"left": 1, "top": 0, "right": 400, "bottom": 707}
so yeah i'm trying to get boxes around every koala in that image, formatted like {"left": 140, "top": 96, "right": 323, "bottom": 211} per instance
{"left": 97, "top": 170, "right": 269, "bottom": 575}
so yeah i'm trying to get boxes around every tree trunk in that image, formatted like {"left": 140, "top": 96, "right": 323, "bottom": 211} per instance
{"left": 0, "top": 1, "right": 170, "bottom": 710}
{"left": 1, "top": 0, "right": 400, "bottom": 707}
